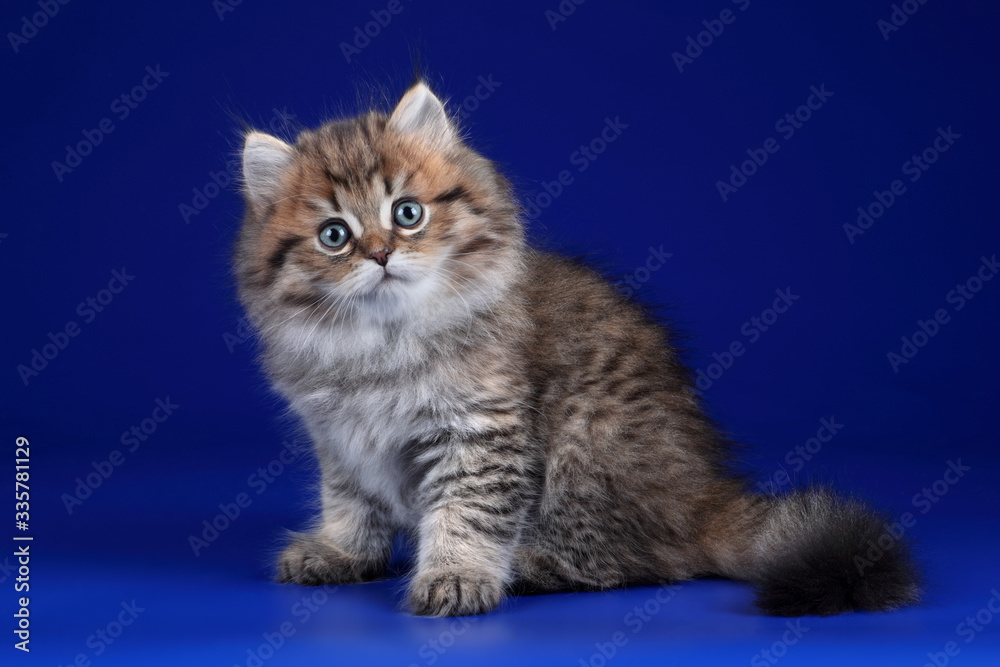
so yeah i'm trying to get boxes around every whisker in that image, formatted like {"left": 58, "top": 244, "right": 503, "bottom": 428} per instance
{"left": 256, "top": 292, "right": 331, "bottom": 336}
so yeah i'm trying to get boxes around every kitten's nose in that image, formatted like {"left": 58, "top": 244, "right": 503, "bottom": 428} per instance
{"left": 369, "top": 247, "right": 392, "bottom": 267}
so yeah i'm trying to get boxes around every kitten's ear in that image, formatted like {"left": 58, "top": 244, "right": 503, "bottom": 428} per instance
{"left": 388, "top": 82, "right": 456, "bottom": 150}
{"left": 242, "top": 131, "right": 295, "bottom": 209}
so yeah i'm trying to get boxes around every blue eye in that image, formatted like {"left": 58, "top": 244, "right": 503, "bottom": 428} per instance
{"left": 318, "top": 220, "right": 351, "bottom": 249}
{"left": 393, "top": 200, "right": 424, "bottom": 228}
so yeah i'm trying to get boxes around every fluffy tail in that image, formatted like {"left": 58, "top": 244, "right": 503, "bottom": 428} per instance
{"left": 703, "top": 486, "right": 922, "bottom": 616}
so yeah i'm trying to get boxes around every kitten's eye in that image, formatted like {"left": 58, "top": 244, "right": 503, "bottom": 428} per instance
{"left": 393, "top": 200, "right": 424, "bottom": 228}
{"left": 318, "top": 220, "right": 352, "bottom": 250}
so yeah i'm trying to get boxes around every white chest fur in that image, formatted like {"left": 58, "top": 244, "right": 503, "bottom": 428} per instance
{"left": 271, "top": 317, "right": 469, "bottom": 526}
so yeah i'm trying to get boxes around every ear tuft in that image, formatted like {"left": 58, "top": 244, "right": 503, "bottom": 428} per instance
{"left": 242, "top": 131, "right": 295, "bottom": 209}
{"left": 388, "top": 82, "right": 455, "bottom": 151}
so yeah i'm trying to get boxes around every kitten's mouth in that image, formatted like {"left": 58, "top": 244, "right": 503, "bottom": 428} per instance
{"left": 364, "top": 269, "right": 406, "bottom": 296}
{"left": 357, "top": 266, "right": 415, "bottom": 300}
{"left": 379, "top": 268, "right": 411, "bottom": 284}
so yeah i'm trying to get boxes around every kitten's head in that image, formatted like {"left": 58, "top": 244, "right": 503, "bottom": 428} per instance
{"left": 235, "top": 82, "right": 523, "bottom": 341}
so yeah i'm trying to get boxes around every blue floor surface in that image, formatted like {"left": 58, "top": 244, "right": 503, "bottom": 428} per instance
{"left": 21, "top": 446, "right": 1000, "bottom": 667}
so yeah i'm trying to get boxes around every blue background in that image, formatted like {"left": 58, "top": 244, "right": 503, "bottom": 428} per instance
{"left": 3, "top": 0, "right": 999, "bottom": 665}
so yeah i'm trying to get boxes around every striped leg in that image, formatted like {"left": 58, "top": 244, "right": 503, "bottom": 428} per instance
{"left": 407, "top": 424, "right": 534, "bottom": 616}
{"left": 278, "top": 467, "right": 394, "bottom": 586}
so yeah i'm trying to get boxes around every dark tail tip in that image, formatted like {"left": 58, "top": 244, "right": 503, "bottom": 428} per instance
{"left": 753, "top": 490, "right": 923, "bottom": 616}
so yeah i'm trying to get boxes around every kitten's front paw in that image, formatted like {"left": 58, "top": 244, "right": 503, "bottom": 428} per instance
{"left": 408, "top": 569, "right": 505, "bottom": 617}
{"left": 277, "top": 533, "right": 384, "bottom": 586}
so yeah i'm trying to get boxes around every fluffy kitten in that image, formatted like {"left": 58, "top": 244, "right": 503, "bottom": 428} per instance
{"left": 234, "top": 81, "right": 921, "bottom": 617}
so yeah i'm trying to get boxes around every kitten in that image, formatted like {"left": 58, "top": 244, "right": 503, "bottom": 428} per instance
{"left": 234, "top": 81, "right": 921, "bottom": 617}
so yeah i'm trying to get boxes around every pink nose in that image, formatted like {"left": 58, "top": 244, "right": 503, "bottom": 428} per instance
{"left": 369, "top": 247, "right": 392, "bottom": 267}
